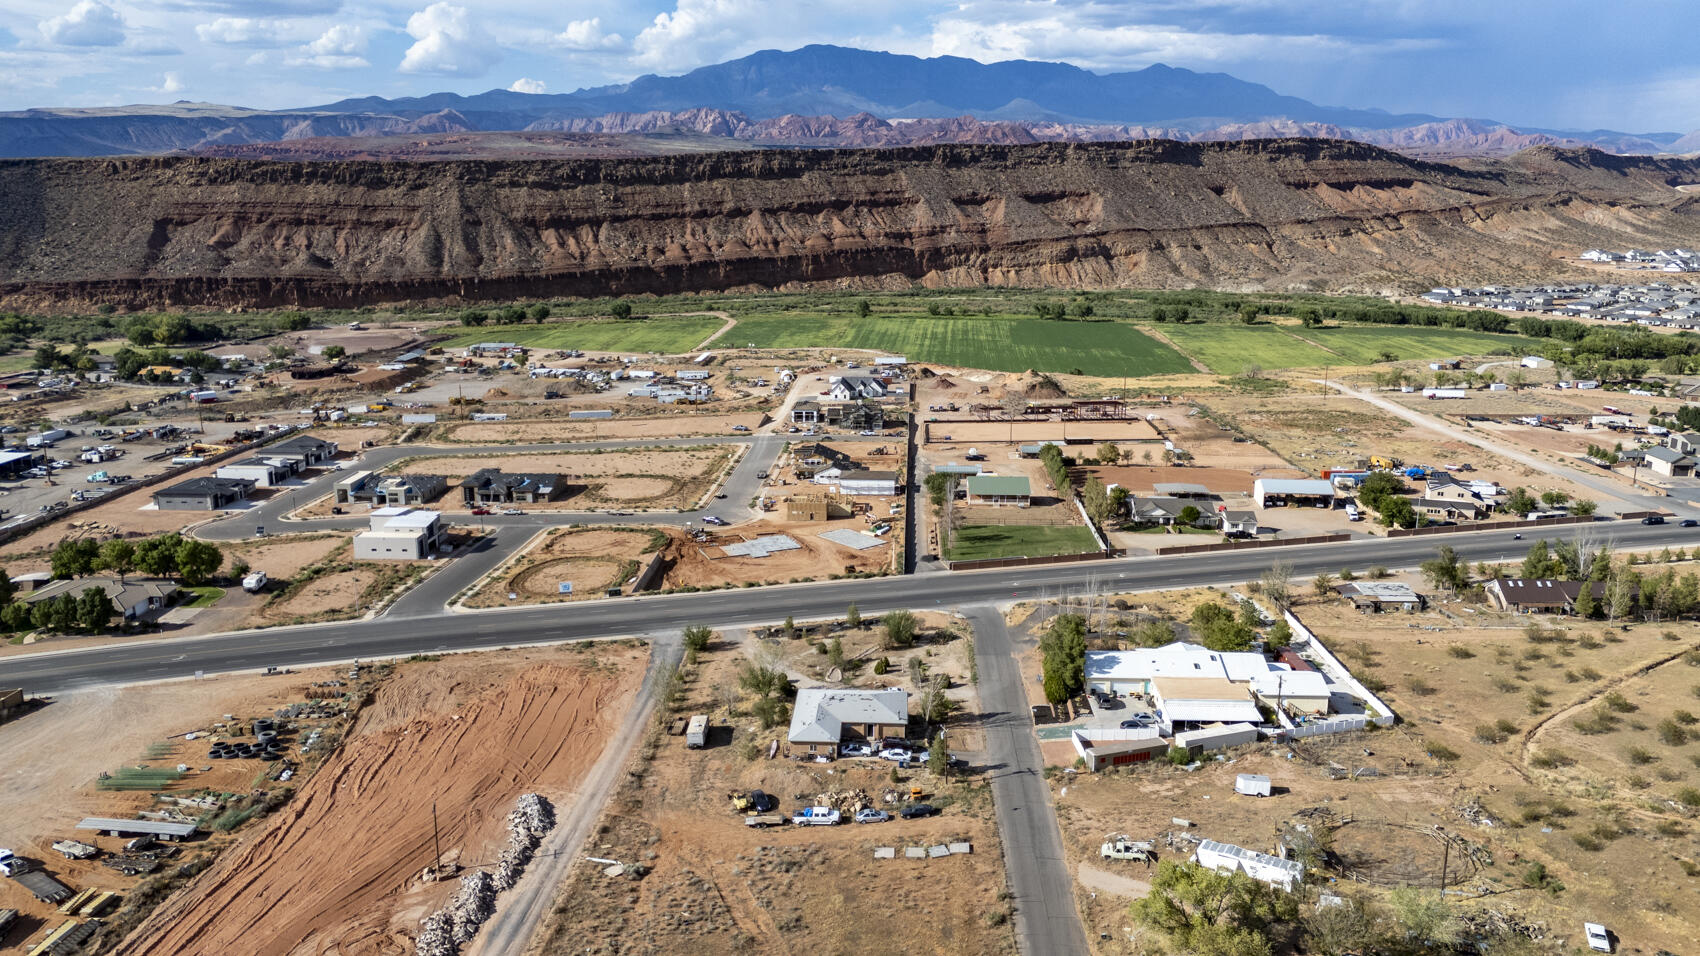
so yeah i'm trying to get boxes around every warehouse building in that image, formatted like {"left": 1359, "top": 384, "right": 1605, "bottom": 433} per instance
{"left": 1251, "top": 478, "right": 1336, "bottom": 508}
{"left": 353, "top": 508, "right": 446, "bottom": 560}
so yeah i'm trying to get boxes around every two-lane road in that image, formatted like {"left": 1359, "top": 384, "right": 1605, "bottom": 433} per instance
{"left": 10, "top": 521, "right": 1695, "bottom": 695}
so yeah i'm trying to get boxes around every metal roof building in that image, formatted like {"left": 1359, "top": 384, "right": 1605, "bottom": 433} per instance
{"left": 1251, "top": 478, "right": 1336, "bottom": 506}
{"left": 77, "top": 817, "right": 199, "bottom": 840}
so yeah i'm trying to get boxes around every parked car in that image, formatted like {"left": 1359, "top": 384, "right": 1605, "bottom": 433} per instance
{"left": 501, "top": 508, "right": 525, "bottom": 515}
{"left": 1120, "top": 715, "right": 1156, "bottom": 729}
{"left": 714, "top": 493, "right": 727, "bottom": 499}
{"left": 470, "top": 507, "right": 492, "bottom": 515}
{"left": 899, "top": 803, "right": 940, "bottom": 819}
{"left": 702, "top": 515, "right": 727, "bottom": 526}
{"left": 854, "top": 809, "right": 890, "bottom": 824}
{"left": 877, "top": 748, "right": 911, "bottom": 762}
{"left": 838, "top": 743, "right": 873, "bottom": 758}
{"left": 1682, "top": 519, "right": 1699, "bottom": 528}
{"left": 1644, "top": 515, "right": 1667, "bottom": 525}
{"left": 790, "top": 806, "right": 841, "bottom": 826}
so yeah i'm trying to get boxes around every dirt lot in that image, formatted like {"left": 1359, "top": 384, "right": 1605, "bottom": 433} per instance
{"left": 440, "top": 413, "right": 763, "bottom": 443}
{"left": 661, "top": 518, "right": 893, "bottom": 590}
{"left": 117, "top": 643, "right": 645, "bottom": 956}
{"left": 0, "top": 665, "right": 376, "bottom": 952}
{"left": 532, "top": 631, "right": 1014, "bottom": 956}
{"left": 465, "top": 527, "right": 667, "bottom": 607}
{"left": 395, "top": 445, "right": 738, "bottom": 511}
{"left": 923, "top": 419, "right": 1161, "bottom": 445}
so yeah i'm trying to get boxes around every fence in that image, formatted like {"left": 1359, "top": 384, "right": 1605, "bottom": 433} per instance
{"left": 947, "top": 550, "right": 1117, "bottom": 572}
{"left": 1384, "top": 514, "right": 1610, "bottom": 538}
{"left": 1283, "top": 608, "right": 1398, "bottom": 728}
{"left": 631, "top": 551, "right": 668, "bottom": 593}
{"left": 1284, "top": 715, "right": 1370, "bottom": 739}
{"left": 1154, "top": 533, "right": 1350, "bottom": 556}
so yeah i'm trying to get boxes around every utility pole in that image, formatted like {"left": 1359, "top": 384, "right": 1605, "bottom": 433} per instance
{"left": 432, "top": 800, "right": 443, "bottom": 876}
{"left": 1438, "top": 838, "right": 1449, "bottom": 895}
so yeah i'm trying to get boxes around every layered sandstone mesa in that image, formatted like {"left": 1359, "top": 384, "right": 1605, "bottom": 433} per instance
{"left": 2, "top": 139, "right": 1698, "bottom": 310}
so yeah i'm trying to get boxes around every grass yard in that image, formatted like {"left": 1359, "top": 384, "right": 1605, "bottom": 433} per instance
{"left": 1292, "top": 326, "right": 1537, "bottom": 364}
{"left": 438, "top": 317, "right": 723, "bottom": 354}
{"left": 1151, "top": 324, "right": 1339, "bottom": 374}
{"left": 183, "top": 586, "right": 225, "bottom": 608}
{"left": 946, "top": 524, "right": 1100, "bottom": 560}
{"left": 729, "top": 314, "right": 1194, "bottom": 376}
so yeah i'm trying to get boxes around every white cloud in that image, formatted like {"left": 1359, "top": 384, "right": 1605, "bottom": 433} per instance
{"left": 154, "top": 71, "right": 185, "bottom": 94}
{"left": 508, "top": 77, "right": 546, "bottom": 94}
{"left": 633, "top": 0, "right": 757, "bottom": 69}
{"left": 399, "top": 2, "right": 501, "bottom": 77}
{"left": 553, "top": 17, "right": 622, "bottom": 52}
{"left": 159, "top": 0, "right": 342, "bottom": 13}
{"left": 195, "top": 17, "right": 281, "bottom": 45}
{"left": 282, "top": 22, "right": 370, "bottom": 67}
{"left": 39, "top": 0, "right": 126, "bottom": 47}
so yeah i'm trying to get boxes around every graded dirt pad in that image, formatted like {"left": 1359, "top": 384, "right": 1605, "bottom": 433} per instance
{"left": 264, "top": 567, "right": 378, "bottom": 621}
{"left": 1074, "top": 464, "right": 1269, "bottom": 494}
{"left": 534, "top": 642, "right": 1014, "bottom": 956}
{"left": 225, "top": 532, "right": 351, "bottom": 580}
{"left": 662, "top": 519, "right": 891, "bottom": 589}
{"left": 117, "top": 647, "right": 645, "bottom": 956}
{"left": 441, "top": 414, "right": 762, "bottom": 443}
{"left": 396, "top": 446, "right": 736, "bottom": 510}
{"left": 467, "top": 528, "right": 662, "bottom": 607}
{"left": 922, "top": 419, "right": 1161, "bottom": 445}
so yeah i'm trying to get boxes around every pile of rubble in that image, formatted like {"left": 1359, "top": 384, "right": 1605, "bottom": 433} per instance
{"left": 415, "top": 793, "right": 557, "bottom": 956}
{"left": 809, "top": 788, "right": 875, "bottom": 813}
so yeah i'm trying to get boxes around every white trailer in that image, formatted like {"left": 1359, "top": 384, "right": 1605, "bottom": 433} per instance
{"left": 685, "top": 714, "right": 708, "bottom": 749}
{"left": 1234, "top": 774, "right": 1272, "bottom": 797}
{"left": 242, "top": 571, "right": 268, "bottom": 593}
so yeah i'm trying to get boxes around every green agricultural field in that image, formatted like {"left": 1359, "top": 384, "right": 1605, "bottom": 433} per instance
{"left": 438, "top": 317, "right": 723, "bottom": 354}
{"left": 729, "top": 314, "right": 1194, "bottom": 376}
{"left": 1153, "top": 324, "right": 1339, "bottom": 374}
{"left": 946, "top": 524, "right": 1101, "bottom": 561}
{"left": 1292, "top": 326, "right": 1538, "bottom": 365}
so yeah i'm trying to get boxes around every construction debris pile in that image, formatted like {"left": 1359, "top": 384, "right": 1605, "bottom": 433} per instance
{"left": 415, "top": 793, "right": 556, "bottom": 956}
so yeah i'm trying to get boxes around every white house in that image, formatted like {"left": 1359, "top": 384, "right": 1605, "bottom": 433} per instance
{"left": 828, "top": 376, "right": 886, "bottom": 401}
{"left": 352, "top": 508, "right": 446, "bottom": 560}
{"left": 1085, "top": 643, "right": 1331, "bottom": 719}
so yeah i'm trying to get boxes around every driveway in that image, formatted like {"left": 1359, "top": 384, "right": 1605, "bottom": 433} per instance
{"left": 963, "top": 605, "right": 1089, "bottom": 956}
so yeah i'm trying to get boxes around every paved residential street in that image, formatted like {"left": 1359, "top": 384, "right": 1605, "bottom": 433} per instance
{"left": 965, "top": 606, "right": 1089, "bottom": 956}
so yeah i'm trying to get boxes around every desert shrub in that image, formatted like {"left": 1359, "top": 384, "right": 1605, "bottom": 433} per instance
{"left": 1447, "top": 645, "right": 1475, "bottom": 659}
{"left": 1655, "top": 820, "right": 1687, "bottom": 838}
{"left": 1425, "top": 741, "right": 1459, "bottom": 762}
{"left": 1572, "top": 833, "right": 1604, "bottom": 851}
{"left": 1603, "top": 691, "right": 1637, "bottom": 713}
{"left": 1530, "top": 750, "right": 1575, "bottom": 769}
{"left": 1676, "top": 787, "right": 1700, "bottom": 808}
{"left": 1673, "top": 709, "right": 1698, "bottom": 725}
{"left": 1405, "top": 677, "right": 1435, "bottom": 696}
{"left": 1626, "top": 745, "right": 1658, "bottom": 765}
{"left": 1474, "top": 724, "right": 1510, "bottom": 744}
{"left": 1658, "top": 719, "right": 1690, "bottom": 746}
{"left": 1491, "top": 677, "right": 1519, "bottom": 693}
{"left": 1580, "top": 667, "right": 1604, "bottom": 680}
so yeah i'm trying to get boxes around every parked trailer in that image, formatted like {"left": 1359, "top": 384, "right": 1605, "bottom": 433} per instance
{"left": 13, "top": 867, "right": 74, "bottom": 903}
{"left": 51, "top": 840, "right": 97, "bottom": 860}
{"left": 685, "top": 714, "right": 708, "bottom": 749}
{"left": 1234, "top": 774, "right": 1272, "bottom": 797}
{"left": 0, "top": 908, "right": 14, "bottom": 936}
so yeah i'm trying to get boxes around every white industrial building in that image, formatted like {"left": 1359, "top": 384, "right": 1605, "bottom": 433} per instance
{"left": 352, "top": 508, "right": 446, "bottom": 560}
{"left": 216, "top": 456, "right": 297, "bottom": 488}
{"left": 1251, "top": 478, "right": 1335, "bottom": 508}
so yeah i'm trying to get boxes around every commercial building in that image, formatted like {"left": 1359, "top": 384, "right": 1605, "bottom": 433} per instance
{"left": 1069, "top": 729, "right": 1170, "bottom": 772}
{"left": 216, "top": 456, "right": 297, "bottom": 488}
{"left": 353, "top": 508, "right": 446, "bottom": 560}
{"left": 964, "top": 474, "right": 1032, "bottom": 506}
{"left": 151, "top": 476, "right": 255, "bottom": 511}
{"left": 459, "top": 469, "right": 564, "bottom": 505}
{"left": 266, "top": 434, "right": 338, "bottom": 468}
{"left": 787, "top": 687, "right": 909, "bottom": 757}
{"left": 0, "top": 449, "right": 45, "bottom": 480}
{"left": 835, "top": 470, "right": 899, "bottom": 496}
{"left": 1251, "top": 478, "right": 1335, "bottom": 508}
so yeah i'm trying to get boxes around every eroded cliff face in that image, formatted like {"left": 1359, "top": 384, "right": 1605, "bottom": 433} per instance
{"left": 2, "top": 140, "right": 1698, "bottom": 310}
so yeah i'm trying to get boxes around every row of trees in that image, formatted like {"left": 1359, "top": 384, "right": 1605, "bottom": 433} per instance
{"left": 50, "top": 533, "right": 225, "bottom": 586}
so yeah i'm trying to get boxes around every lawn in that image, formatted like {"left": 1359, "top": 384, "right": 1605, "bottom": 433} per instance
{"left": 1292, "top": 326, "right": 1538, "bottom": 364}
{"left": 183, "top": 586, "right": 225, "bottom": 608}
{"left": 728, "top": 314, "right": 1194, "bottom": 376}
{"left": 1153, "top": 322, "right": 1537, "bottom": 374}
{"left": 1152, "top": 324, "right": 1339, "bottom": 374}
{"left": 946, "top": 524, "right": 1100, "bottom": 560}
{"left": 438, "top": 317, "right": 724, "bottom": 354}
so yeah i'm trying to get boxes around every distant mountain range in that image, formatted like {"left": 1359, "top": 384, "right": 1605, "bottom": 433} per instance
{"left": 0, "top": 45, "right": 1692, "bottom": 159}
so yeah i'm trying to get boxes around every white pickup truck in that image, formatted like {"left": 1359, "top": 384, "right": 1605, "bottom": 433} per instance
{"left": 790, "top": 807, "right": 841, "bottom": 826}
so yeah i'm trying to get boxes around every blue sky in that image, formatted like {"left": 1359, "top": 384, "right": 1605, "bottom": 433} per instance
{"left": 1, "top": 0, "right": 1696, "bottom": 132}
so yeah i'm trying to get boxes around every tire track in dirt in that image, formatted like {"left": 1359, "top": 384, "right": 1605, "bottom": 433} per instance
{"left": 1519, "top": 639, "right": 1700, "bottom": 762}
{"left": 1138, "top": 326, "right": 1212, "bottom": 374}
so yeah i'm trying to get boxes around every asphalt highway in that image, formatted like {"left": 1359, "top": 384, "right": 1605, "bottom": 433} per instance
{"left": 11, "top": 520, "right": 1694, "bottom": 695}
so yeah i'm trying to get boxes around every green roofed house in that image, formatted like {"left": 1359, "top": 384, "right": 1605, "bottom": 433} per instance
{"left": 965, "top": 474, "right": 1031, "bottom": 506}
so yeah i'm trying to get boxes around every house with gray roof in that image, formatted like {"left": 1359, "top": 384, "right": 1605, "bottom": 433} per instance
{"left": 787, "top": 687, "right": 910, "bottom": 757}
